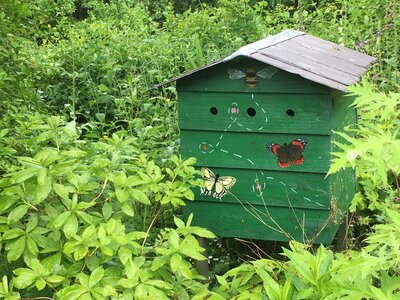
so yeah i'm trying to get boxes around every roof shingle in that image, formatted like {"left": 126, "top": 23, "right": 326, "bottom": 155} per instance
{"left": 156, "top": 30, "right": 376, "bottom": 92}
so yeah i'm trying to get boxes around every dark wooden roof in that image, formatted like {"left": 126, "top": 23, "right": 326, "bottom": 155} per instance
{"left": 155, "top": 30, "right": 376, "bottom": 92}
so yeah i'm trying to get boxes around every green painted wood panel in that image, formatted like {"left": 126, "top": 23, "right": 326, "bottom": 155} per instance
{"left": 330, "top": 92, "right": 357, "bottom": 220}
{"left": 193, "top": 167, "right": 330, "bottom": 210}
{"left": 177, "top": 57, "right": 330, "bottom": 94}
{"left": 179, "top": 92, "right": 332, "bottom": 135}
{"left": 180, "top": 130, "right": 331, "bottom": 173}
{"left": 183, "top": 201, "right": 339, "bottom": 244}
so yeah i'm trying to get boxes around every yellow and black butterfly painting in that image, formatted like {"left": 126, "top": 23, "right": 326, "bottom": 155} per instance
{"left": 200, "top": 167, "right": 237, "bottom": 199}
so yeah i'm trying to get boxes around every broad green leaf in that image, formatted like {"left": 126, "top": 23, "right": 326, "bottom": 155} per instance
{"left": 56, "top": 285, "right": 88, "bottom": 300}
{"left": 168, "top": 230, "right": 180, "bottom": 250}
{"left": 98, "top": 84, "right": 109, "bottom": 92}
{"left": 179, "top": 236, "right": 206, "bottom": 260}
{"left": 145, "top": 280, "right": 173, "bottom": 291}
{"left": 76, "top": 211, "right": 94, "bottom": 225}
{"left": 11, "top": 168, "right": 40, "bottom": 184}
{"left": 3, "top": 228, "right": 24, "bottom": 240}
{"left": 64, "top": 214, "right": 78, "bottom": 237}
{"left": 47, "top": 275, "right": 64, "bottom": 283}
{"left": 7, "top": 205, "right": 29, "bottom": 225}
{"left": 53, "top": 211, "right": 72, "bottom": 228}
{"left": 33, "top": 182, "right": 52, "bottom": 204}
{"left": 102, "top": 202, "right": 113, "bottom": 220}
{"left": 6, "top": 236, "right": 26, "bottom": 262}
{"left": 61, "top": 149, "right": 87, "bottom": 158}
{"left": 257, "top": 268, "right": 280, "bottom": 300}
{"left": 130, "top": 189, "right": 150, "bottom": 205}
{"left": 125, "top": 260, "right": 139, "bottom": 283}
{"left": 13, "top": 269, "right": 36, "bottom": 288}
{"left": 193, "top": 292, "right": 226, "bottom": 300}
{"left": 116, "top": 188, "right": 129, "bottom": 203}
{"left": 188, "top": 226, "right": 216, "bottom": 239}
{"left": 95, "top": 113, "right": 105, "bottom": 123}
{"left": 37, "top": 168, "right": 47, "bottom": 186}
{"left": 35, "top": 279, "right": 46, "bottom": 291}
{"left": 134, "top": 284, "right": 169, "bottom": 300}
{"left": 53, "top": 184, "right": 71, "bottom": 201}
{"left": 89, "top": 267, "right": 104, "bottom": 288}
{"left": 74, "top": 246, "right": 88, "bottom": 261}
{"left": 118, "top": 247, "right": 132, "bottom": 265}
{"left": 121, "top": 202, "right": 135, "bottom": 217}
{"left": 183, "top": 188, "right": 194, "bottom": 200}
{"left": 283, "top": 249, "right": 315, "bottom": 285}
{"left": 151, "top": 256, "right": 169, "bottom": 271}
{"left": 0, "top": 195, "right": 19, "bottom": 213}
{"left": 26, "top": 237, "right": 39, "bottom": 256}
{"left": 170, "top": 253, "right": 182, "bottom": 273}
{"left": 114, "top": 172, "right": 127, "bottom": 186}
{"left": 186, "top": 213, "right": 193, "bottom": 227}
{"left": 173, "top": 216, "right": 185, "bottom": 229}
{"left": 215, "top": 275, "right": 229, "bottom": 290}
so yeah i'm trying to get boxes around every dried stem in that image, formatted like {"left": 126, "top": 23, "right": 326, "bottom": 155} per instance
{"left": 141, "top": 205, "right": 163, "bottom": 255}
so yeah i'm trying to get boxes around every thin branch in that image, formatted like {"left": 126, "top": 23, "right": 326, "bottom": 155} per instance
{"left": 92, "top": 177, "right": 108, "bottom": 203}
{"left": 141, "top": 205, "right": 163, "bottom": 255}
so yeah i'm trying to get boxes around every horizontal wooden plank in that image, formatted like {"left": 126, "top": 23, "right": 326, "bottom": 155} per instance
{"left": 194, "top": 167, "right": 330, "bottom": 209}
{"left": 183, "top": 201, "right": 339, "bottom": 244}
{"left": 258, "top": 45, "right": 360, "bottom": 86}
{"left": 294, "top": 35, "right": 376, "bottom": 68}
{"left": 180, "top": 131, "right": 331, "bottom": 173}
{"left": 177, "top": 57, "right": 330, "bottom": 94}
{"left": 179, "top": 92, "right": 332, "bottom": 135}
{"left": 250, "top": 53, "right": 348, "bottom": 92}
{"left": 283, "top": 39, "right": 368, "bottom": 77}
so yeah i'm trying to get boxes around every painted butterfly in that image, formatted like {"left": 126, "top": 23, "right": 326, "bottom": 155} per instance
{"left": 200, "top": 167, "right": 236, "bottom": 199}
{"left": 267, "top": 138, "right": 308, "bottom": 168}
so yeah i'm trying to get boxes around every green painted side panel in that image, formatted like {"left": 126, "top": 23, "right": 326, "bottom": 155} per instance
{"left": 193, "top": 167, "right": 330, "bottom": 209}
{"left": 176, "top": 59, "right": 356, "bottom": 244}
{"left": 183, "top": 201, "right": 339, "bottom": 244}
{"left": 180, "top": 130, "right": 331, "bottom": 173}
{"left": 330, "top": 92, "right": 357, "bottom": 220}
{"left": 177, "top": 57, "right": 330, "bottom": 94}
{"left": 179, "top": 92, "right": 332, "bottom": 134}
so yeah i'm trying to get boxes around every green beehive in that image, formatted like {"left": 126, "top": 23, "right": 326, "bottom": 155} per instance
{"left": 158, "top": 30, "right": 376, "bottom": 244}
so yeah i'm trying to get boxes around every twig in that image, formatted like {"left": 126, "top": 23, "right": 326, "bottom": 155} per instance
{"left": 92, "top": 177, "right": 108, "bottom": 203}
{"left": 141, "top": 205, "right": 163, "bottom": 255}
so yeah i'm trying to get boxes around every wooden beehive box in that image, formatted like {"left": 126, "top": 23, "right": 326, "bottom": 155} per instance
{"left": 157, "top": 30, "right": 376, "bottom": 244}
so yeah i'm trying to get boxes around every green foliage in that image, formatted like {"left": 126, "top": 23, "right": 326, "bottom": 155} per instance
{"left": 328, "top": 83, "right": 400, "bottom": 212}
{"left": 213, "top": 212, "right": 400, "bottom": 299}
{"left": 1, "top": 0, "right": 400, "bottom": 298}
{"left": 0, "top": 114, "right": 215, "bottom": 298}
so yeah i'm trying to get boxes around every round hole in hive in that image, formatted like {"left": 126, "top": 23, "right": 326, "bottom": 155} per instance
{"left": 247, "top": 107, "right": 256, "bottom": 117}
{"left": 286, "top": 109, "right": 295, "bottom": 117}
{"left": 210, "top": 107, "right": 218, "bottom": 115}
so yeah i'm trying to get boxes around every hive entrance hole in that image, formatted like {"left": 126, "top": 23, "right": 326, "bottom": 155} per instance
{"left": 247, "top": 107, "right": 256, "bottom": 117}
{"left": 210, "top": 107, "right": 218, "bottom": 115}
{"left": 286, "top": 109, "right": 295, "bottom": 117}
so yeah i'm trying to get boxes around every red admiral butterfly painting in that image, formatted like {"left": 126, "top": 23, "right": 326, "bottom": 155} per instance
{"left": 267, "top": 138, "right": 308, "bottom": 168}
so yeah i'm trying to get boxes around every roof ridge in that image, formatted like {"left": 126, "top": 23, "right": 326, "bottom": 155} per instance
{"left": 222, "top": 29, "right": 304, "bottom": 62}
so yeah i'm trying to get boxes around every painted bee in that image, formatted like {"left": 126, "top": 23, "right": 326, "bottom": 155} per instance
{"left": 227, "top": 66, "right": 278, "bottom": 88}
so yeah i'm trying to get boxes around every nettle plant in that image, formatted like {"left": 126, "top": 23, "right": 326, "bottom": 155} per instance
{"left": 0, "top": 115, "right": 216, "bottom": 299}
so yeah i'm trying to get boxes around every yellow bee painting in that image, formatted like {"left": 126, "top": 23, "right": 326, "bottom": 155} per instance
{"left": 200, "top": 167, "right": 236, "bottom": 199}
{"left": 227, "top": 66, "right": 278, "bottom": 88}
